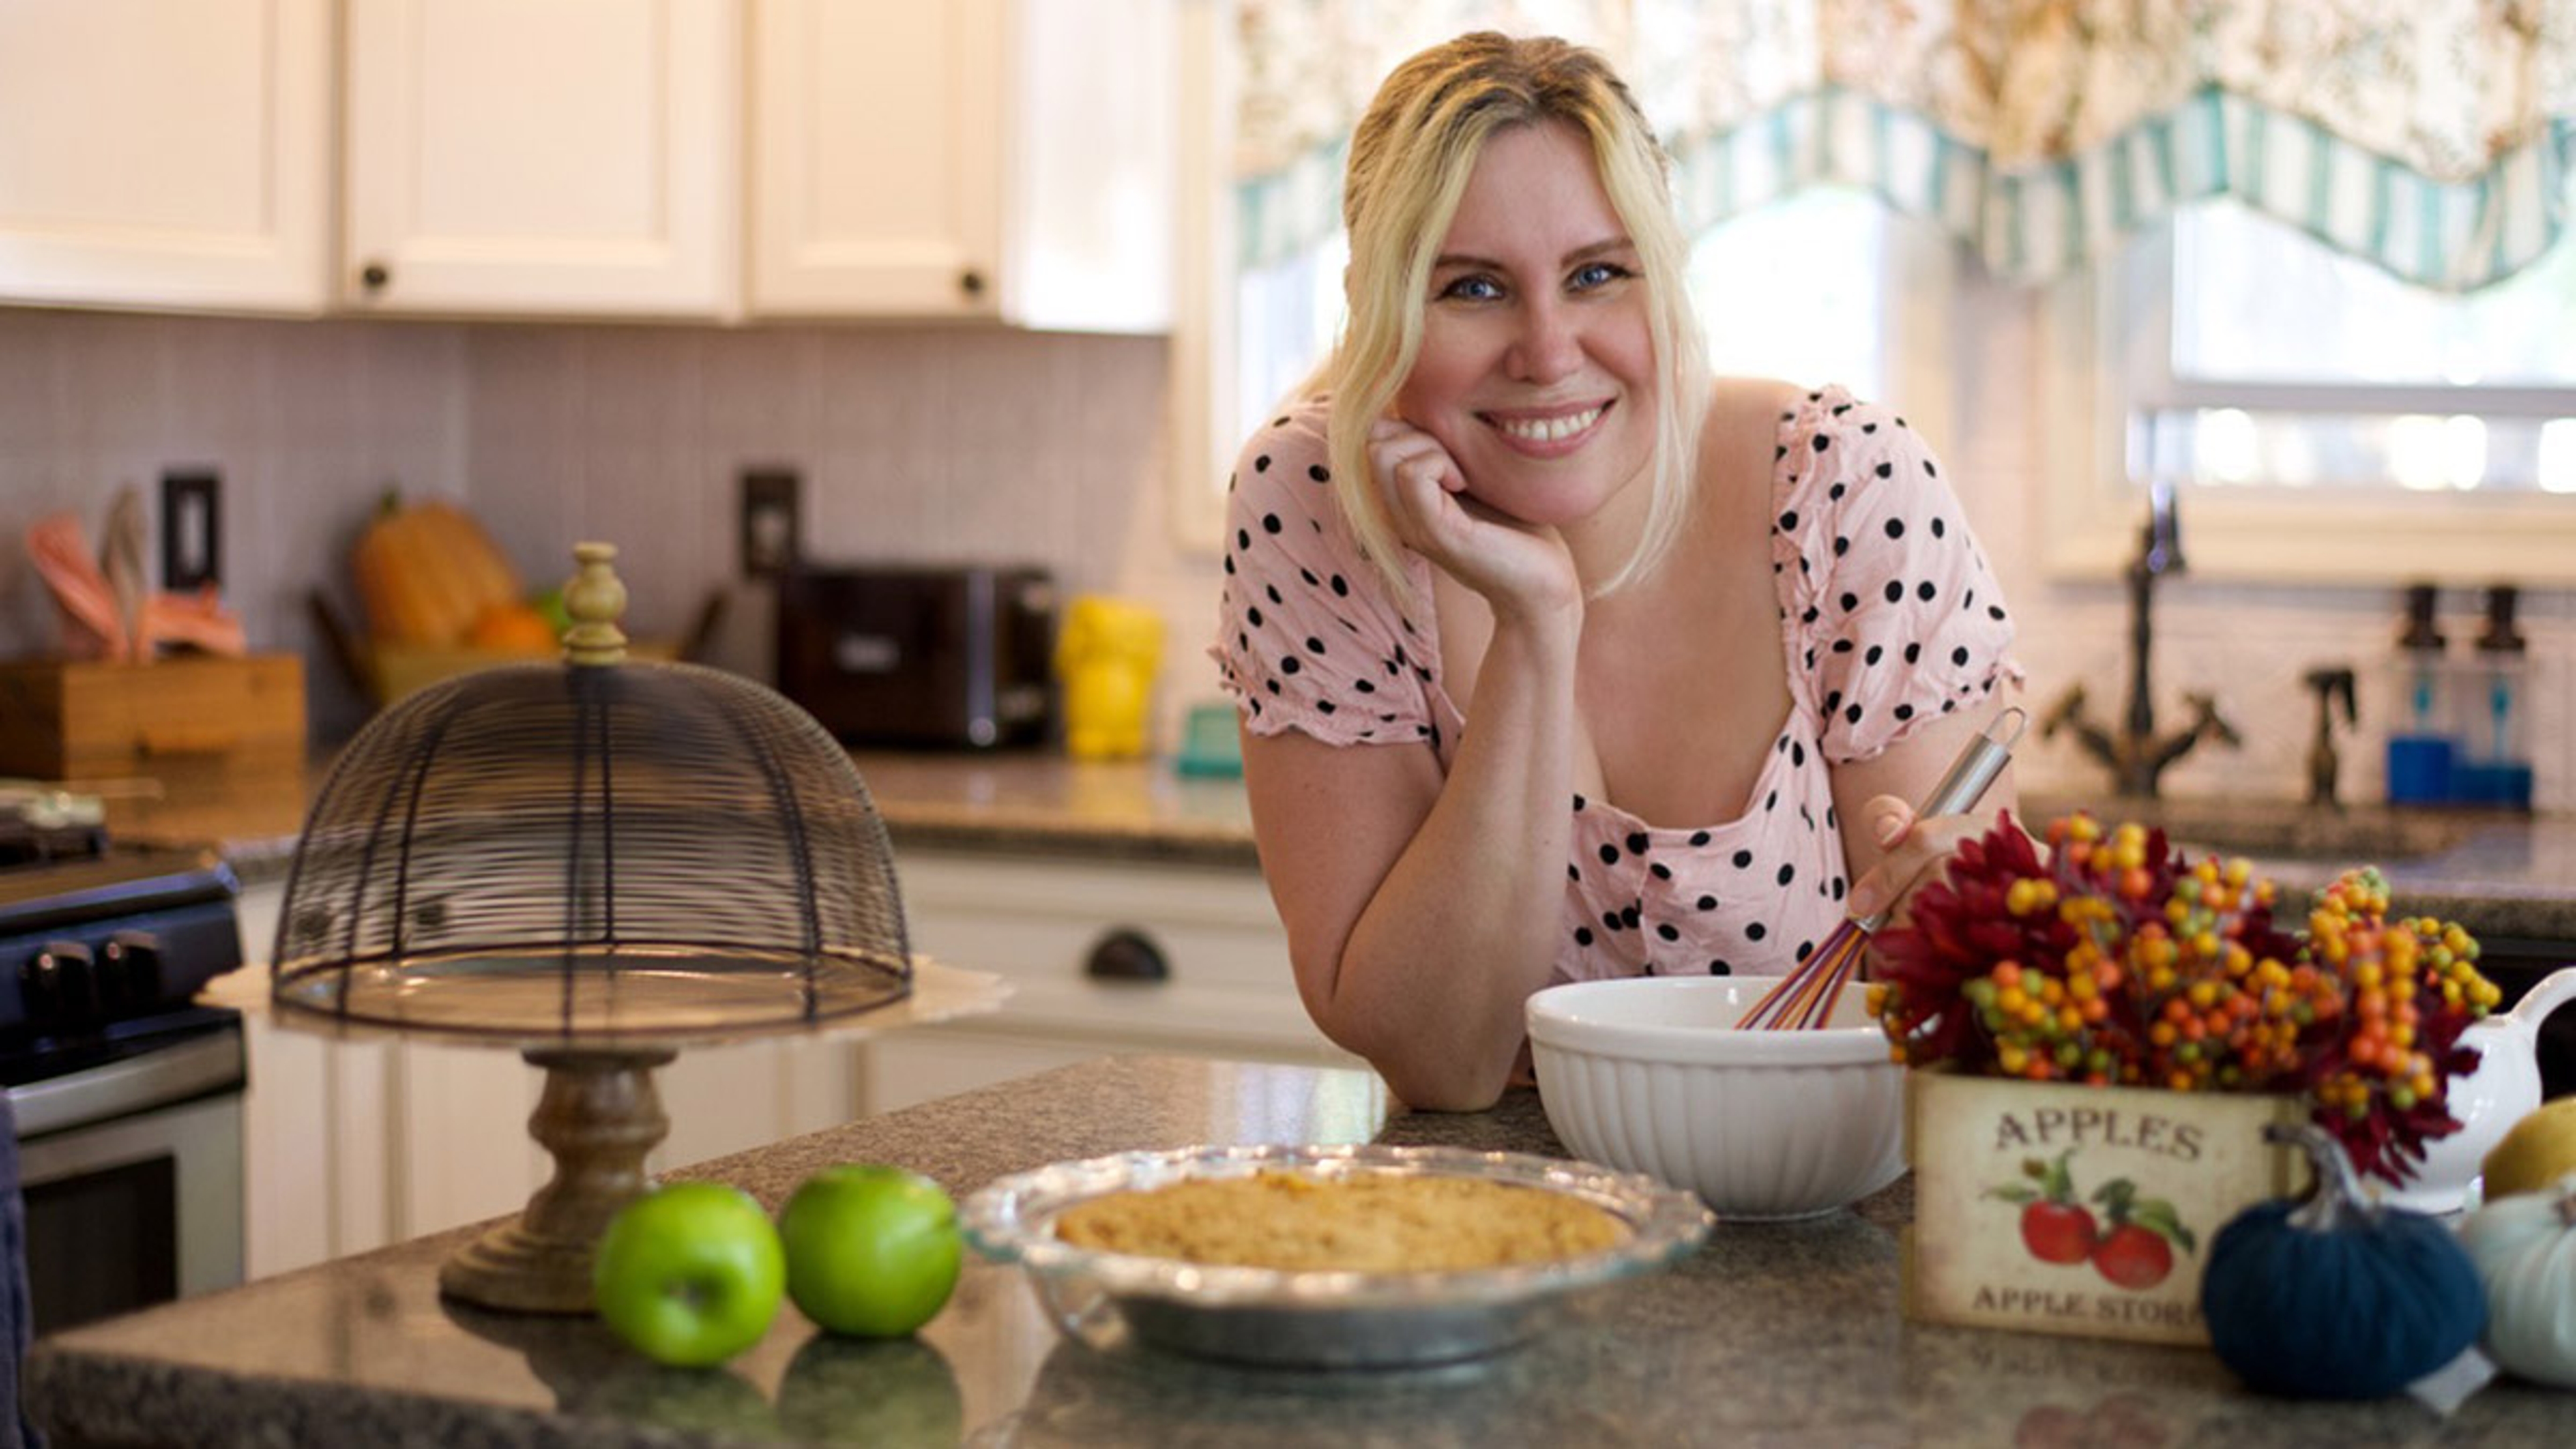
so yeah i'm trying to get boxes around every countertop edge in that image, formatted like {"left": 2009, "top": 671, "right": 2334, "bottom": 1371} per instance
{"left": 23, "top": 1340, "right": 601, "bottom": 1449}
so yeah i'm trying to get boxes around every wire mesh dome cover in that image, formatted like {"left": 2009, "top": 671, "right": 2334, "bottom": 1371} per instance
{"left": 271, "top": 651, "right": 911, "bottom": 1044}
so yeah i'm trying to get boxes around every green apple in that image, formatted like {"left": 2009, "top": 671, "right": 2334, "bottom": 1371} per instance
{"left": 778, "top": 1164, "right": 962, "bottom": 1338}
{"left": 592, "top": 1182, "right": 786, "bottom": 1368}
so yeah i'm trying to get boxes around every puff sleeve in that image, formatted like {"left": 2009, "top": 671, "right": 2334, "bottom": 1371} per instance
{"left": 1772, "top": 392, "right": 2021, "bottom": 765}
{"left": 1208, "top": 400, "right": 1445, "bottom": 749}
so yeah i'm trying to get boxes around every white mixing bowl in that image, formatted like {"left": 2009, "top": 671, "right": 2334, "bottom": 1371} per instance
{"left": 1525, "top": 975, "right": 1908, "bottom": 1220}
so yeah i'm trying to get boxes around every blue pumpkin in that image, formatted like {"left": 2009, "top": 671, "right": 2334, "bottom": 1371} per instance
{"left": 2201, "top": 1122, "right": 2487, "bottom": 1399}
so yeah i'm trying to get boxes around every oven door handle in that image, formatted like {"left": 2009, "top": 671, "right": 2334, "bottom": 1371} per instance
{"left": 8, "top": 1028, "right": 245, "bottom": 1138}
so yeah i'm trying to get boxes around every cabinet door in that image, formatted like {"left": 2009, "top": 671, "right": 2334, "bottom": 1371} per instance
{"left": 652, "top": 1038, "right": 858, "bottom": 1173}
{"left": 0, "top": 0, "right": 329, "bottom": 313}
{"left": 747, "top": 0, "right": 1172, "bottom": 327}
{"left": 857, "top": 850, "right": 1355, "bottom": 1114}
{"left": 858, "top": 1028, "right": 1107, "bottom": 1117}
{"left": 230, "top": 881, "right": 396, "bottom": 1279}
{"left": 749, "top": 0, "right": 1004, "bottom": 318}
{"left": 341, "top": 0, "right": 737, "bottom": 317}
{"left": 391, "top": 1040, "right": 549, "bottom": 1239}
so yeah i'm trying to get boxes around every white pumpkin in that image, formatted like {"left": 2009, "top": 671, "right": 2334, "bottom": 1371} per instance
{"left": 2457, "top": 1169, "right": 2576, "bottom": 1389}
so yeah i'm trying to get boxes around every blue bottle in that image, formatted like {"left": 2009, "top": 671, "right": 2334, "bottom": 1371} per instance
{"left": 2383, "top": 583, "right": 2454, "bottom": 806}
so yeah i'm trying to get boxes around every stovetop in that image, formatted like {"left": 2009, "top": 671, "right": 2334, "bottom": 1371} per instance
{"left": 0, "top": 843, "right": 239, "bottom": 936}
{"left": 0, "top": 796, "right": 248, "bottom": 1051}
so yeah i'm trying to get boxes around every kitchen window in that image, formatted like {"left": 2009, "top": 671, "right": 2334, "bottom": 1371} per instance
{"left": 2045, "top": 205, "right": 2576, "bottom": 585}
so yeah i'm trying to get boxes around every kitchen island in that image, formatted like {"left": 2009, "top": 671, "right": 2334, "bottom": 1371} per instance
{"left": 26, "top": 1055, "right": 2571, "bottom": 1447}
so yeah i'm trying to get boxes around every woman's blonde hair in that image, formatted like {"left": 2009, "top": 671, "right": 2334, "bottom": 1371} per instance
{"left": 1317, "top": 31, "right": 1709, "bottom": 600}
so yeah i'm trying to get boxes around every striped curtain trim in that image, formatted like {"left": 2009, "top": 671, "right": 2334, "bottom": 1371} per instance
{"left": 1236, "top": 89, "right": 2576, "bottom": 293}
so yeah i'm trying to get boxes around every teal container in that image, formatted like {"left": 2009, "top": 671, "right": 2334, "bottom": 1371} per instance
{"left": 1173, "top": 702, "right": 1243, "bottom": 779}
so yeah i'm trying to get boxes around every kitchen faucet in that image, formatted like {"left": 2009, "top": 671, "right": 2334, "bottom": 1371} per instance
{"left": 2039, "top": 480, "right": 2239, "bottom": 799}
{"left": 2303, "top": 665, "right": 2359, "bottom": 810}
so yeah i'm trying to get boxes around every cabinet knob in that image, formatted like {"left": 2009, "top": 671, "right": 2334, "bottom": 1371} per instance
{"left": 957, "top": 268, "right": 985, "bottom": 298}
{"left": 1083, "top": 928, "right": 1169, "bottom": 983}
{"left": 360, "top": 262, "right": 391, "bottom": 291}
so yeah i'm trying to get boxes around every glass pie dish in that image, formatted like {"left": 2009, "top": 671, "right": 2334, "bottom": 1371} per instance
{"left": 960, "top": 1142, "right": 1712, "bottom": 1369}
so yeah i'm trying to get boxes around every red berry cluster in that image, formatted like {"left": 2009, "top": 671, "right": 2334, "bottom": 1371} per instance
{"left": 1866, "top": 811, "right": 2501, "bottom": 1185}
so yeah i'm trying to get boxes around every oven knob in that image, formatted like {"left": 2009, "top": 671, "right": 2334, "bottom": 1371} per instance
{"left": 17, "top": 953, "right": 57, "bottom": 1024}
{"left": 100, "top": 930, "right": 165, "bottom": 1012}
{"left": 22, "top": 940, "right": 98, "bottom": 1032}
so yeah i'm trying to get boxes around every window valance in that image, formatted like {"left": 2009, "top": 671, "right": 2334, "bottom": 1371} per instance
{"left": 1234, "top": 1, "right": 2576, "bottom": 292}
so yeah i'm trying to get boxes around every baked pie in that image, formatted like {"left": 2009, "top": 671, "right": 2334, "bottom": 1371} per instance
{"left": 1053, "top": 1167, "right": 1627, "bottom": 1272}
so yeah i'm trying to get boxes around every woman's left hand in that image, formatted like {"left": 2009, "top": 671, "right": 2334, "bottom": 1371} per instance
{"left": 1842, "top": 796, "right": 1992, "bottom": 927}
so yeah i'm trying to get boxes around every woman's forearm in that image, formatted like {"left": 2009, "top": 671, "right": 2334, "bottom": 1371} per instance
{"left": 1327, "top": 606, "right": 1582, "bottom": 1108}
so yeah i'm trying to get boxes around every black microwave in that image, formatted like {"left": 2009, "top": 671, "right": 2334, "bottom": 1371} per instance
{"left": 775, "top": 565, "right": 1057, "bottom": 749}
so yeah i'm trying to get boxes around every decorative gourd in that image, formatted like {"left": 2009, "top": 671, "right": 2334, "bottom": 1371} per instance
{"left": 466, "top": 600, "right": 562, "bottom": 656}
{"left": 2200, "top": 1121, "right": 2487, "bottom": 1399}
{"left": 350, "top": 494, "right": 523, "bottom": 647}
{"left": 2457, "top": 1169, "right": 2576, "bottom": 1388}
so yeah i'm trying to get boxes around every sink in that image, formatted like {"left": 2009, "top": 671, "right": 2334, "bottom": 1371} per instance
{"left": 2016, "top": 796, "right": 2473, "bottom": 864}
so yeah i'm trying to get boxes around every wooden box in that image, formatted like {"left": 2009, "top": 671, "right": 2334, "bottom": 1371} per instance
{"left": 1900, "top": 1070, "right": 2306, "bottom": 1346}
{"left": 0, "top": 654, "right": 305, "bottom": 782}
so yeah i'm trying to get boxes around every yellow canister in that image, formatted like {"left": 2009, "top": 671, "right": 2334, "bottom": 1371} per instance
{"left": 1055, "top": 596, "right": 1164, "bottom": 759}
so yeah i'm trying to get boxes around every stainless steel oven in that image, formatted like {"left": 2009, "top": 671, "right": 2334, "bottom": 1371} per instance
{"left": 3, "top": 810, "right": 249, "bottom": 1338}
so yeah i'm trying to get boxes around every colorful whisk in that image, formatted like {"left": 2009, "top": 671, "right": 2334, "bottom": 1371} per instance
{"left": 1736, "top": 706, "right": 2027, "bottom": 1030}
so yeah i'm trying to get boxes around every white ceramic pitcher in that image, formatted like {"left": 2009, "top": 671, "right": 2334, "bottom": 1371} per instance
{"left": 2380, "top": 964, "right": 2576, "bottom": 1214}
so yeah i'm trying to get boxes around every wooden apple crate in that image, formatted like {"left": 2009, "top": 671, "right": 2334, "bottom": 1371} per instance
{"left": 0, "top": 653, "right": 305, "bottom": 784}
{"left": 1901, "top": 1069, "right": 2308, "bottom": 1346}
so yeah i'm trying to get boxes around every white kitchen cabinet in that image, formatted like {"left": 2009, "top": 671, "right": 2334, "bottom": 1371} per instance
{"left": 384, "top": 1038, "right": 853, "bottom": 1239}
{"left": 859, "top": 848, "right": 1356, "bottom": 1115}
{"left": 9, "top": 0, "right": 1169, "bottom": 329}
{"left": 231, "top": 879, "right": 395, "bottom": 1281}
{"left": 747, "top": 0, "right": 1174, "bottom": 329}
{"left": 341, "top": 0, "right": 739, "bottom": 317}
{"left": 0, "top": 0, "right": 331, "bottom": 314}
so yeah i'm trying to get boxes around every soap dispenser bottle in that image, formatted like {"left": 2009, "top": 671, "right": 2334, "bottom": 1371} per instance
{"left": 2383, "top": 582, "right": 2455, "bottom": 806}
{"left": 2457, "top": 584, "right": 2534, "bottom": 810}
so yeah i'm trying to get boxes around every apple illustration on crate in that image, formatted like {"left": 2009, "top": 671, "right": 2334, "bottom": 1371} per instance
{"left": 1988, "top": 1148, "right": 2098, "bottom": 1265}
{"left": 1986, "top": 1151, "right": 2196, "bottom": 1291}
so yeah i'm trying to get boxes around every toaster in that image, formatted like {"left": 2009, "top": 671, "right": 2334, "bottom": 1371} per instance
{"left": 775, "top": 565, "right": 1057, "bottom": 749}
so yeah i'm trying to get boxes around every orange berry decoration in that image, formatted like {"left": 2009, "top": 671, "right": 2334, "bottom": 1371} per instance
{"left": 1870, "top": 814, "right": 2497, "bottom": 1187}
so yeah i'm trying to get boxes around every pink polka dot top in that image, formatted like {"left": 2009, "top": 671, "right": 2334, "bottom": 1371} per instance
{"left": 1211, "top": 384, "right": 2023, "bottom": 985}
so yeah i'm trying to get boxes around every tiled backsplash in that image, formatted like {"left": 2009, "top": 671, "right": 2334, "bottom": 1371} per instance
{"left": 0, "top": 309, "right": 1183, "bottom": 743}
{"left": 2, "top": 300, "right": 2566, "bottom": 812}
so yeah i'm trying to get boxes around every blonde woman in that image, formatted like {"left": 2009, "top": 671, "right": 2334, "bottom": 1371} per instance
{"left": 1213, "top": 32, "right": 2023, "bottom": 1110}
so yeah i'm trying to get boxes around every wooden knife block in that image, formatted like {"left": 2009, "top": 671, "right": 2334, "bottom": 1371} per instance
{"left": 0, "top": 653, "right": 305, "bottom": 784}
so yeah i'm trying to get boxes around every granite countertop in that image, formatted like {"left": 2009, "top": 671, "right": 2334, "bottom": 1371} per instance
{"left": 97, "top": 749, "right": 1263, "bottom": 886}
{"left": 26, "top": 1055, "right": 2569, "bottom": 1447}
{"left": 2019, "top": 792, "right": 2576, "bottom": 947}
{"left": 99, "top": 751, "right": 2576, "bottom": 943}
{"left": 842, "top": 751, "right": 1258, "bottom": 868}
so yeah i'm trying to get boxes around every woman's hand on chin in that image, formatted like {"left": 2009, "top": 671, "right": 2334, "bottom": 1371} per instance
{"left": 1368, "top": 417, "right": 1579, "bottom": 619}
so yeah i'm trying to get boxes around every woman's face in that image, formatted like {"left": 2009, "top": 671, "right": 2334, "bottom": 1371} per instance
{"left": 1393, "top": 119, "right": 1659, "bottom": 531}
